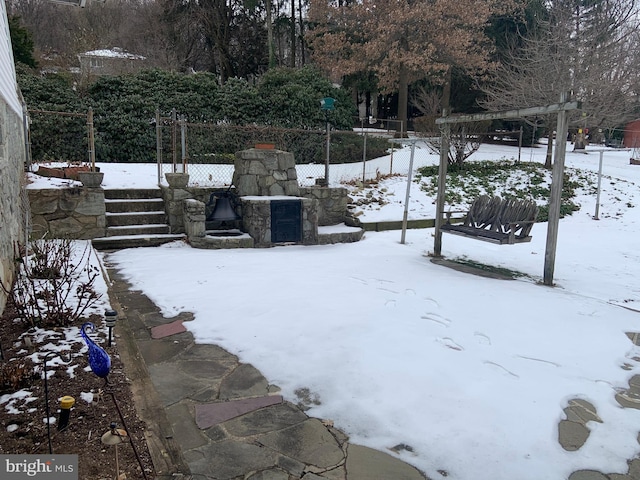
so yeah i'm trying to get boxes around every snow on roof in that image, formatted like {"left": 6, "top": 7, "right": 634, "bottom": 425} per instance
{"left": 0, "top": 4, "right": 23, "bottom": 115}
{"left": 80, "top": 47, "right": 145, "bottom": 60}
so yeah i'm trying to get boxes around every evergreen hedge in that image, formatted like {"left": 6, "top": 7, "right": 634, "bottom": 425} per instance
{"left": 18, "top": 66, "right": 362, "bottom": 163}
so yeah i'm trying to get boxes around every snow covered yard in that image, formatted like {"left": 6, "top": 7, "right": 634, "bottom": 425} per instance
{"left": 19, "top": 140, "right": 640, "bottom": 478}
{"left": 92, "top": 143, "right": 640, "bottom": 479}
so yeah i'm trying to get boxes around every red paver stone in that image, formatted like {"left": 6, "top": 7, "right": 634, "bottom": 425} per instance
{"left": 151, "top": 319, "right": 187, "bottom": 339}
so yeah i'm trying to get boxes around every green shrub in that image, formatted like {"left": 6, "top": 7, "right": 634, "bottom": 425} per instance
{"left": 416, "top": 159, "right": 592, "bottom": 221}
{"left": 19, "top": 66, "right": 358, "bottom": 163}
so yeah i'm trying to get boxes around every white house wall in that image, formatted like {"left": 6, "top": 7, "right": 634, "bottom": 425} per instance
{"left": 0, "top": 2, "right": 22, "bottom": 115}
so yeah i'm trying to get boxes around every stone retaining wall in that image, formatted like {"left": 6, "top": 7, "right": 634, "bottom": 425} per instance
{"left": 299, "top": 186, "right": 349, "bottom": 226}
{"left": 28, "top": 187, "right": 106, "bottom": 240}
{"left": 0, "top": 101, "right": 27, "bottom": 316}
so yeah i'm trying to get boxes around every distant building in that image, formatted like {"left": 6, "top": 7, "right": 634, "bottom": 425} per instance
{"left": 78, "top": 47, "right": 146, "bottom": 79}
{"left": 623, "top": 119, "right": 640, "bottom": 148}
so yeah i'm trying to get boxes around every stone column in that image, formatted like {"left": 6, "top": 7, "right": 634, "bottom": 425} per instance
{"left": 163, "top": 186, "right": 193, "bottom": 234}
{"left": 184, "top": 199, "right": 206, "bottom": 240}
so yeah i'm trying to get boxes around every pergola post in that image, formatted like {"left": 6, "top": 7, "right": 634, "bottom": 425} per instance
{"left": 543, "top": 92, "right": 570, "bottom": 286}
{"left": 434, "top": 112, "right": 450, "bottom": 257}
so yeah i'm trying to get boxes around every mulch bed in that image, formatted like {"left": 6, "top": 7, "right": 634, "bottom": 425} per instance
{"left": 0, "top": 301, "right": 155, "bottom": 480}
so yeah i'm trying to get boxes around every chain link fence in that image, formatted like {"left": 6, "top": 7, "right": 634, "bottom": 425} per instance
{"left": 157, "top": 117, "right": 438, "bottom": 187}
{"left": 24, "top": 108, "right": 437, "bottom": 186}
{"left": 27, "top": 109, "right": 93, "bottom": 165}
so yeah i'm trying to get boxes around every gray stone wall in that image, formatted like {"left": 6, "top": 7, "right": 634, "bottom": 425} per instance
{"left": 299, "top": 186, "right": 349, "bottom": 226}
{"left": 28, "top": 187, "right": 106, "bottom": 239}
{"left": 0, "top": 101, "right": 27, "bottom": 316}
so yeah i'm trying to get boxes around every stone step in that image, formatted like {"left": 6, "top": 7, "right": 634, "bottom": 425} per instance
{"left": 106, "top": 211, "right": 167, "bottom": 227}
{"left": 104, "top": 188, "right": 163, "bottom": 200}
{"left": 92, "top": 234, "right": 185, "bottom": 251}
{"left": 317, "top": 225, "right": 365, "bottom": 245}
{"left": 106, "top": 224, "right": 171, "bottom": 237}
{"left": 105, "top": 198, "right": 165, "bottom": 213}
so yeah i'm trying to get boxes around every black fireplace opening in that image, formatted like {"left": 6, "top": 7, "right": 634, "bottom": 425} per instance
{"left": 271, "top": 200, "right": 302, "bottom": 243}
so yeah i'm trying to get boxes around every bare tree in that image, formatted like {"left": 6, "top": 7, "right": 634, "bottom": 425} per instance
{"left": 412, "top": 86, "right": 490, "bottom": 165}
{"left": 7, "top": 0, "right": 193, "bottom": 70}
{"left": 482, "top": 0, "right": 640, "bottom": 164}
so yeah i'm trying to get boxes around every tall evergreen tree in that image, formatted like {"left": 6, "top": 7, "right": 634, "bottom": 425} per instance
{"left": 8, "top": 15, "right": 37, "bottom": 68}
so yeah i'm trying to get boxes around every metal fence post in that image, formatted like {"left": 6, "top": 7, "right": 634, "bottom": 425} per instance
{"left": 361, "top": 119, "right": 367, "bottom": 182}
{"left": 180, "top": 115, "right": 187, "bottom": 173}
{"left": 325, "top": 114, "right": 330, "bottom": 185}
{"left": 87, "top": 107, "right": 95, "bottom": 171}
{"left": 156, "top": 109, "right": 162, "bottom": 185}
{"left": 171, "top": 108, "right": 177, "bottom": 172}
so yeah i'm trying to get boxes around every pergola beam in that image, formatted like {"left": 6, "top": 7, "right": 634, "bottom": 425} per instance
{"left": 435, "top": 101, "right": 581, "bottom": 125}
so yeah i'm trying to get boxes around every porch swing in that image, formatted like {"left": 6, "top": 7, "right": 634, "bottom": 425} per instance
{"left": 432, "top": 95, "right": 581, "bottom": 285}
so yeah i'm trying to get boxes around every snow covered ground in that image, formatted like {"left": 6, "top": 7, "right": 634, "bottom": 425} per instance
{"left": 26, "top": 142, "right": 640, "bottom": 479}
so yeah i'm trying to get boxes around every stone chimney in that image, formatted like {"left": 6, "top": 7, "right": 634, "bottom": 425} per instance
{"left": 232, "top": 148, "right": 300, "bottom": 197}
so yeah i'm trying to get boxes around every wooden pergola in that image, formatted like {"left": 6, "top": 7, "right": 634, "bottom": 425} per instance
{"left": 433, "top": 95, "right": 582, "bottom": 286}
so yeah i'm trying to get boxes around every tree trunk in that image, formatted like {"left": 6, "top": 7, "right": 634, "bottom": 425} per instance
{"left": 397, "top": 64, "right": 408, "bottom": 137}
{"left": 545, "top": 121, "right": 553, "bottom": 169}
{"left": 290, "top": 0, "right": 295, "bottom": 67}
{"left": 266, "top": 0, "right": 275, "bottom": 68}
{"left": 441, "top": 66, "right": 452, "bottom": 114}
{"left": 298, "top": 0, "right": 305, "bottom": 65}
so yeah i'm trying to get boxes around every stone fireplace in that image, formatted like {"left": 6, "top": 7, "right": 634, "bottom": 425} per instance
{"left": 182, "top": 146, "right": 363, "bottom": 249}
{"left": 232, "top": 147, "right": 318, "bottom": 247}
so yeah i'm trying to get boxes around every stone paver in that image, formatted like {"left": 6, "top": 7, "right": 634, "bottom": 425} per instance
{"left": 185, "top": 439, "right": 279, "bottom": 479}
{"left": 247, "top": 469, "right": 291, "bottom": 480}
{"left": 224, "top": 402, "right": 308, "bottom": 437}
{"left": 568, "top": 470, "right": 610, "bottom": 480}
{"left": 345, "top": 444, "right": 426, "bottom": 480}
{"left": 195, "top": 395, "right": 283, "bottom": 428}
{"left": 147, "top": 362, "right": 206, "bottom": 406}
{"left": 258, "top": 418, "right": 345, "bottom": 468}
{"left": 558, "top": 419, "right": 591, "bottom": 451}
{"left": 628, "top": 458, "right": 640, "bottom": 478}
{"left": 151, "top": 319, "right": 187, "bottom": 339}
{"left": 615, "top": 391, "right": 640, "bottom": 410}
{"left": 219, "top": 362, "right": 271, "bottom": 399}
{"left": 166, "top": 401, "right": 208, "bottom": 451}
{"left": 565, "top": 399, "right": 602, "bottom": 424}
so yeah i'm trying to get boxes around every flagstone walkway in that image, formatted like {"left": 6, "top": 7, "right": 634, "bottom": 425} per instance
{"left": 105, "top": 263, "right": 427, "bottom": 480}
